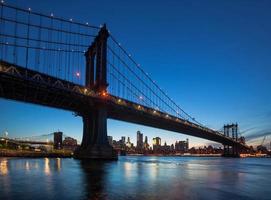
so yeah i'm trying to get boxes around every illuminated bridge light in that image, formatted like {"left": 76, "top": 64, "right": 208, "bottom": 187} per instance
{"left": 84, "top": 88, "right": 88, "bottom": 93}
{"left": 153, "top": 110, "right": 156, "bottom": 114}
{"left": 117, "top": 99, "right": 122, "bottom": 103}
{"left": 137, "top": 105, "right": 141, "bottom": 109}
{"left": 139, "top": 96, "right": 143, "bottom": 100}
{"left": 166, "top": 114, "right": 169, "bottom": 118}
{"left": 102, "top": 91, "right": 107, "bottom": 97}
{"left": 76, "top": 72, "right": 80, "bottom": 77}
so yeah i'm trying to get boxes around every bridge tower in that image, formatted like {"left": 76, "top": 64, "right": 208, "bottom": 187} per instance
{"left": 74, "top": 25, "right": 117, "bottom": 160}
{"left": 223, "top": 123, "right": 240, "bottom": 157}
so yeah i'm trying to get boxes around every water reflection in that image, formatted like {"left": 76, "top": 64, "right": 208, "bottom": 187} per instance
{"left": 80, "top": 160, "right": 109, "bottom": 200}
{"left": 0, "top": 158, "right": 8, "bottom": 175}
{"left": 55, "top": 158, "right": 61, "bottom": 171}
{"left": 44, "top": 158, "right": 51, "bottom": 175}
{"left": 0, "top": 157, "right": 271, "bottom": 200}
{"left": 25, "top": 161, "right": 30, "bottom": 171}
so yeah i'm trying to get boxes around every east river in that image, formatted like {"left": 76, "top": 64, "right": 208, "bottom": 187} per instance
{"left": 0, "top": 156, "right": 270, "bottom": 200}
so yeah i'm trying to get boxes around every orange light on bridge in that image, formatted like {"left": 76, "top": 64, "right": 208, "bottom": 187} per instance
{"left": 84, "top": 88, "right": 88, "bottom": 94}
{"left": 102, "top": 91, "right": 107, "bottom": 97}
{"left": 117, "top": 99, "right": 122, "bottom": 103}
{"left": 153, "top": 110, "right": 156, "bottom": 114}
{"left": 166, "top": 114, "right": 169, "bottom": 118}
{"left": 137, "top": 105, "right": 141, "bottom": 109}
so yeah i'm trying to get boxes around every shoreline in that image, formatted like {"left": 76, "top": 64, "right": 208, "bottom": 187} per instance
{"left": 1, "top": 149, "right": 270, "bottom": 158}
{"left": 0, "top": 149, "right": 72, "bottom": 158}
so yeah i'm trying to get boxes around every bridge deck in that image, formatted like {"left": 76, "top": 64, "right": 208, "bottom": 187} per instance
{"left": 0, "top": 60, "right": 248, "bottom": 149}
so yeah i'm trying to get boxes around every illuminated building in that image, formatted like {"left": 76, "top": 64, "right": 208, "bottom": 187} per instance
{"left": 152, "top": 137, "right": 161, "bottom": 153}
{"left": 152, "top": 137, "right": 161, "bottom": 146}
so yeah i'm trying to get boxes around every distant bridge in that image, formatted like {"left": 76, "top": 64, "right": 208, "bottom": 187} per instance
{"left": 0, "top": 3, "right": 249, "bottom": 159}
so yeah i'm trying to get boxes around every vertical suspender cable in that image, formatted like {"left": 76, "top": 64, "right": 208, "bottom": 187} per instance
{"left": 0, "top": 3, "right": 3, "bottom": 60}
{"left": 13, "top": 9, "right": 18, "bottom": 64}
{"left": 68, "top": 22, "right": 71, "bottom": 82}
{"left": 25, "top": 8, "right": 30, "bottom": 74}
{"left": 36, "top": 16, "right": 41, "bottom": 72}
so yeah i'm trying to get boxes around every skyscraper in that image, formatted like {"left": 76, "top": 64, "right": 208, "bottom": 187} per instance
{"left": 144, "top": 136, "right": 149, "bottom": 150}
{"left": 121, "top": 136, "right": 126, "bottom": 145}
{"left": 137, "top": 131, "right": 143, "bottom": 150}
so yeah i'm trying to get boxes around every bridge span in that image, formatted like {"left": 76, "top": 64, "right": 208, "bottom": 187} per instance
{"left": 0, "top": 3, "right": 249, "bottom": 159}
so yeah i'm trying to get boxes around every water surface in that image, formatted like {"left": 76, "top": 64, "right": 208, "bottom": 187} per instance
{"left": 0, "top": 156, "right": 270, "bottom": 200}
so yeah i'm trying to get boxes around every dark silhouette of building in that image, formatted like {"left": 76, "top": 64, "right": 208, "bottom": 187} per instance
{"left": 137, "top": 131, "right": 143, "bottom": 151}
{"left": 54, "top": 131, "right": 63, "bottom": 149}
{"left": 63, "top": 137, "right": 77, "bottom": 151}
{"left": 144, "top": 136, "right": 149, "bottom": 150}
{"left": 121, "top": 136, "right": 126, "bottom": 146}
{"left": 175, "top": 139, "right": 189, "bottom": 152}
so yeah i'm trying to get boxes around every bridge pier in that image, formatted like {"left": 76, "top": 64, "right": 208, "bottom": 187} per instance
{"left": 74, "top": 24, "right": 117, "bottom": 160}
{"left": 223, "top": 144, "right": 240, "bottom": 157}
{"left": 74, "top": 105, "right": 117, "bottom": 160}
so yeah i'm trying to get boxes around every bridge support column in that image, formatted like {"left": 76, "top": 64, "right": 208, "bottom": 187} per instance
{"left": 223, "top": 144, "right": 240, "bottom": 157}
{"left": 74, "top": 105, "right": 117, "bottom": 160}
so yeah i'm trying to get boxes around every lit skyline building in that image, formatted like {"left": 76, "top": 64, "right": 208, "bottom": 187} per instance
{"left": 153, "top": 137, "right": 161, "bottom": 146}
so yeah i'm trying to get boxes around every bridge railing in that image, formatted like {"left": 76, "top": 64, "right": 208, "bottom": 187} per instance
{"left": 0, "top": 2, "right": 99, "bottom": 86}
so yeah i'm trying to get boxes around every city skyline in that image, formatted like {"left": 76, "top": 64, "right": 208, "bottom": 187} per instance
{"left": 0, "top": 0, "right": 271, "bottom": 148}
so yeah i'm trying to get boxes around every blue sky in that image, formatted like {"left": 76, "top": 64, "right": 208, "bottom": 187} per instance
{"left": 0, "top": 0, "right": 271, "bottom": 147}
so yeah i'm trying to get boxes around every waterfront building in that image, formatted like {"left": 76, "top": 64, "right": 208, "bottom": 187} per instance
{"left": 175, "top": 139, "right": 189, "bottom": 153}
{"left": 63, "top": 137, "right": 77, "bottom": 150}
{"left": 162, "top": 142, "right": 171, "bottom": 153}
{"left": 53, "top": 131, "right": 63, "bottom": 149}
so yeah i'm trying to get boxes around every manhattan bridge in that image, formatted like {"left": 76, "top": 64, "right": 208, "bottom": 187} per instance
{"left": 0, "top": 2, "right": 249, "bottom": 159}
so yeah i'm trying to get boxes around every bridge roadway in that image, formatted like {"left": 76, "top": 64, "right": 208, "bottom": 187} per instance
{"left": 0, "top": 60, "right": 249, "bottom": 151}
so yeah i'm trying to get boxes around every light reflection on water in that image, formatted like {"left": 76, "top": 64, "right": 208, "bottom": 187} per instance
{"left": 0, "top": 156, "right": 271, "bottom": 200}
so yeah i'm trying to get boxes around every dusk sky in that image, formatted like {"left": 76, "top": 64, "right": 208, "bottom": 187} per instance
{"left": 0, "top": 0, "right": 271, "bottom": 147}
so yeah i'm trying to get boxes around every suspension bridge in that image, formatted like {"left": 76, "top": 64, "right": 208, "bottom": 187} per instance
{"left": 0, "top": 2, "right": 249, "bottom": 159}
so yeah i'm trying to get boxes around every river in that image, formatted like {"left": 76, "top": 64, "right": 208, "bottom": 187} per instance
{"left": 0, "top": 156, "right": 270, "bottom": 200}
